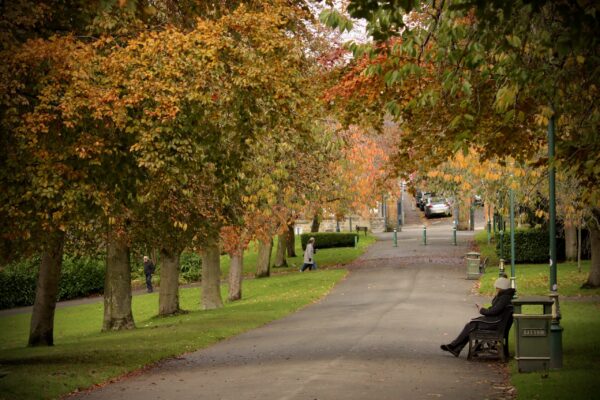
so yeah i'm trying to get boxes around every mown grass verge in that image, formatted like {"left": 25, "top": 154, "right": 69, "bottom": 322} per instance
{"left": 0, "top": 270, "right": 346, "bottom": 400}
{"left": 219, "top": 233, "right": 376, "bottom": 276}
{"left": 475, "top": 230, "right": 600, "bottom": 400}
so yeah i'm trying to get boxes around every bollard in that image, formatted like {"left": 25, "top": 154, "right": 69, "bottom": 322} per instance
{"left": 453, "top": 224, "right": 457, "bottom": 246}
{"left": 423, "top": 225, "right": 427, "bottom": 245}
{"left": 354, "top": 235, "right": 358, "bottom": 248}
{"left": 393, "top": 229, "right": 398, "bottom": 247}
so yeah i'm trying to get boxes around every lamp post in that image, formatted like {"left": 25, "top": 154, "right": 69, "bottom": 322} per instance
{"left": 548, "top": 115, "right": 563, "bottom": 369}
{"left": 510, "top": 185, "right": 516, "bottom": 292}
{"left": 397, "top": 181, "right": 404, "bottom": 232}
{"left": 487, "top": 204, "right": 492, "bottom": 244}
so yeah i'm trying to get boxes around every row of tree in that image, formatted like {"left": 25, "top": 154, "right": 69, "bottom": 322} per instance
{"left": 321, "top": 0, "right": 599, "bottom": 286}
{"left": 0, "top": 1, "right": 395, "bottom": 347}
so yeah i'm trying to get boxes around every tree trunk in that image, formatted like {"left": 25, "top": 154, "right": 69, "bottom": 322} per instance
{"left": 583, "top": 218, "right": 600, "bottom": 288}
{"left": 255, "top": 238, "right": 272, "bottom": 278}
{"left": 564, "top": 219, "right": 577, "bottom": 262}
{"left": 311, "top": 213, "right": 320, "bottom": 233}
{"left": 28, "top": 230, "right": 65, "bottom": 347}
{"left": 158, "top": 247, "right": 181, "bottom": 316}
{"left": 273, "top": 233, "right": 287, "bottom": 268}
{"left": 286, "top": 223, "right": 296, "bottom": 257}
{"left": 200, "top": 241, "right": 223, "bottom": 310}
{"left": 228, "top": 247, "right": 244, "bottom": 302}
{"left": 102, "top": 226, "right": 135, "bottom": 331}
{"left": 457, "top": 195, "right": 470, "bottom": 231}
{"left": 578, "top": 223, "right": 582, "bottom": 272}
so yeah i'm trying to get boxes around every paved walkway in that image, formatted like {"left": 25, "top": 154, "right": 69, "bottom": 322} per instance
{"left": 70, "top": 206, "right": 513, "bottom": 400}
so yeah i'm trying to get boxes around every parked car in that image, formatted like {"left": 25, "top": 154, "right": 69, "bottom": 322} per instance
{"left": 424, "top": 197, "right": 452, "bottom": 218}
{"left": 415, "top": 190, "right": 424, "bottom": 207}
{"left": 419, "top": 192, "right": 435, "bottom": 210}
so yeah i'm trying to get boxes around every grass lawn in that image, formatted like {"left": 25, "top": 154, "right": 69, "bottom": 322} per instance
{"left": 508, "top": 301, "right": 600, "bottom": 400}
{"left": 0, "top": 270, "right": 347, "bottom": 400}
{"left": 475, "top": 231, "right": 599, "bottom": 297}
{"left": 132, "top": 233, "right": 376, "bottom": 288}
{"left": 219, "top": 233, "right": 376, "bottom": 277}
{"left": 474, "top": 229, "right": 600, "bottom": 400}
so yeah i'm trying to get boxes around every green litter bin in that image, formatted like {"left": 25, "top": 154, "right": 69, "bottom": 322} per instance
{"left": 465, "top": 252, "right": 481, "bottom": 280}
{"left": 512, "top": 296, "right": 554, "bottom": 374}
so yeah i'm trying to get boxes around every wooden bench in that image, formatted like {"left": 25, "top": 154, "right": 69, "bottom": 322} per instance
{"left": 355, "top": 226, "right": 368, "bottom": 236}
{"left": 467, "top": 307, "right": 513, "bottom": 362}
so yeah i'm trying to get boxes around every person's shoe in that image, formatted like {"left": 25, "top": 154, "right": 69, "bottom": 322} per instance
{"left": 441, "top": 344, "right": 460, "bottom": 357}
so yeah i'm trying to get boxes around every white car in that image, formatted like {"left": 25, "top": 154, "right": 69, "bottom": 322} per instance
{"left": 424, "top": 197, "right": 452, "bottom": 218}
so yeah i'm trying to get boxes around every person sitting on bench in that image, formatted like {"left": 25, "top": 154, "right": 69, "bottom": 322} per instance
{"left": 440, "top": 277, "right": 515, "bottom": 357}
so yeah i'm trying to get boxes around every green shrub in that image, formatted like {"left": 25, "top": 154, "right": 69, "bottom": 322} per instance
{"left": 58, "top": 256, "right": 105, "bottom": 301}
{"left": 496, "top": 228, "right": 565, "bottom": 263}
{"left": 300, "top": 232, "right": 358, "bottom": 250}
{"left": 0, "top": 267, "right": 38, "bottom": 309}
{"left": 0, "top": 256, "right": 105, "bottom": 309}
{"left": 180, "top": 252, "right": 201, "bottom": 282}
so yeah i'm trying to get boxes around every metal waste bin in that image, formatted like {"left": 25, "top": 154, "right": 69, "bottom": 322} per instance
{"left": 465, "top": 252, "right": 481, "bottom": 280}
{"left": 512, "top": 296, "right": 554, "bottom": 374}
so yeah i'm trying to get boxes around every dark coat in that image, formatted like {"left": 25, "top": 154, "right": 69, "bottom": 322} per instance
{"left": 471, "top": 288, "right": 515, "bottom": 329}
{"left": 144, "top": 260, "right": 155, "bottom": 275}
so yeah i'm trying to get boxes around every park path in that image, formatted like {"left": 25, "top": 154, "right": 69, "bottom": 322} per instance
{"left": 70, "top": 204, "right": 513, "bottom": 400}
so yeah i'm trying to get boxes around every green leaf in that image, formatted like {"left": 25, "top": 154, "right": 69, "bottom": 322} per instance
{"left": 505, "top": 35, "right": 522, "bottom": 48}
{"left": 319, "top": 9, "right": 353, "bottom": 33}
{"left": 386, "top": 101, "right": 400, "bottom": 117}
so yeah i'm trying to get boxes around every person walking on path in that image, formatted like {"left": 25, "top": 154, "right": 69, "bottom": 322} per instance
{"left": 301, "top": 237, "right": 316, "bottom": 272}
{"left": 441, "top": 277, "right": 515, "bottom": 357}
{"left": 143, "top": 256, "right": 155, "bottom": 293}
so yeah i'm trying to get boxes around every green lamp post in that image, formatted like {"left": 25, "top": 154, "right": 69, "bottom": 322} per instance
{"left": 510, "top": 186, "right": 516, "bottom": 292}
{"left": 548, "top": 115, "right": 563, "bottom": 369}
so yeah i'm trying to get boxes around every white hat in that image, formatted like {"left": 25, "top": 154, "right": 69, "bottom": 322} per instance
{"left": 494, "top": 277, "right": 510, "bottom": 290}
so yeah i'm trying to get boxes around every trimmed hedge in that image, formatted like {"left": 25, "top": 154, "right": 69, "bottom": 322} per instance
{"left": 58, "top": 257, "right": 105, "bottom": 301}
{"left": 180, "top": 252, "right": 202, "bottom": 282}
{"left": 300, "top": 232, "right": 358, "bottom": 250}
{"left": 496, "top": 228, "right": 565, "bottom": 264}
{"left": 0, "top": 267, "right": 38, "bottom": 309}
{"left": 0, "top": 252, "right": 202, "bottom": 309}
{"left": 0, "top": 256, "right": 105, "bottom": 310}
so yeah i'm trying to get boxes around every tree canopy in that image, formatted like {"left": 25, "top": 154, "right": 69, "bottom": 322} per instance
{"left": 323, "top": 0, "right": 599, "bottom": 206}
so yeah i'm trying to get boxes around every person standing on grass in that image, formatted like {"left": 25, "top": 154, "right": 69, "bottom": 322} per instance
{"left": 143, "top": 256, "right": 155, "bottom": 293}
{"left": 301, "top": 237, "right": 316, "bottom": 272}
